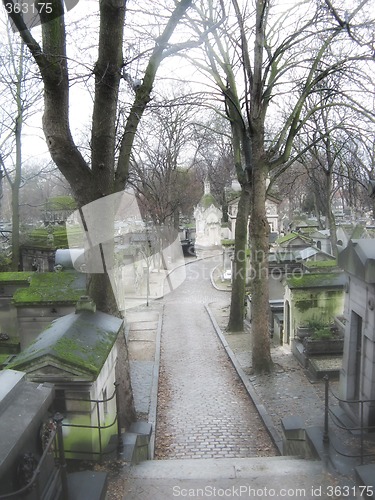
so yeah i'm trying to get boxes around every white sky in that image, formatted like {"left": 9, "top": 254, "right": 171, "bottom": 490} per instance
{"left": 1, "top": 0, "right": 374, "bottom": 169}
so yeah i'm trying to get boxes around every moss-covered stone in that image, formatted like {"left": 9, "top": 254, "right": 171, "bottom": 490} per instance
{"left": 222, "top": 239, "right": 235, "bottom": 247}
{"left": 13, "top": 272, "right": 86, "bottom": 305}
{"left": 287, "top": 272, "right": 344, "bottom": 289}
{"left": 276, "top": 232, "right": 298, "bottom": 244}
{"left": 7, "top": 310, "right": 121, "bottom": 377}
{"left": 0, "top": 272, "right": 33, "bottom": 282}
{"left": 304, "top": 259, "right": 338, "bottom": 269}
{"left": 22, "top": 224, "right": 84, "bottom": 249}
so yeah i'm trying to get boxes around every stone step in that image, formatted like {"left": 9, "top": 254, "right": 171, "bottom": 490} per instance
{"left": 123, "top": 456, "right": 348, "bottom": 500}
{"left": 355, "top": 465, "right": 375, "bottom": 499}
{"left": 68, "top": 471, "right": 108, "bottom": 500}
{"left": 127, "top": 456, "right": 322, "bottom": 479}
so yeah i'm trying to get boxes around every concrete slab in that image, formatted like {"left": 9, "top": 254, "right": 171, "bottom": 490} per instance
{"left": 68, "top": 470, "right": 108, "bottom": 500}
{"left": 123, "top": 457, "right": 334, "bottom": 500}
{"left": 128, "top": 330, "right": 156, "bottom": 342}
{"left": 126, "top": 312, "right": 159, "bottom": 323}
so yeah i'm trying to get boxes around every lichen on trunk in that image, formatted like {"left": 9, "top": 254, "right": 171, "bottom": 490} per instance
{"left": 227, "top": 184, "right": 251, "bottom": 332}
{"left": 249, "top": 165, "right": 273, "bottom": 373}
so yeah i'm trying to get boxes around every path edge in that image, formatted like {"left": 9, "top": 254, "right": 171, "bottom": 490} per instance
{"left": 148, "top": 305, "right": 163, "bottom": 459}
{"left": 205, "top": 304, "right": 283, "bottom": 455}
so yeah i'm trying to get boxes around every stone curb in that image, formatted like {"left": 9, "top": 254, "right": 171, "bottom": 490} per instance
{"left": 147, "top": 305, "right": 163, "bottom": 460}
{"left": 205, "top": 305, "right": 283, "bottom": 455}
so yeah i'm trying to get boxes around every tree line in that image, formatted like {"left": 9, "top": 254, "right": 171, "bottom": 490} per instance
{"left": 1, "top": 0, "right": 374, "bottom": 422}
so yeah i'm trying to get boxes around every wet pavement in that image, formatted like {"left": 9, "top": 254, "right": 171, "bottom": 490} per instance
{"left": 118, "top": 254, "right": 363, "bottom": 500}
{"left": 155, "top": 257, "right": 276, "bottom": 459}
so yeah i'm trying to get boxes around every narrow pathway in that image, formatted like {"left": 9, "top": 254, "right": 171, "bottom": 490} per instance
{"left": 155, "top": 256, "right": 277, "bottom": 459}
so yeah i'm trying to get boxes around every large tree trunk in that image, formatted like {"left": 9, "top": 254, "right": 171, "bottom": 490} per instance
{"left": 5, "top": 0, "right": 193, "bottom": 429}
{"left": 249, "top": 163, "right": 273, "bottom": 373}
{"left": 227, "top": 184, "right": 250, "bottom": 331}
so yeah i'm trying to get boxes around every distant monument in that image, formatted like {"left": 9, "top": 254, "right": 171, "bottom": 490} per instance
{"left": 194, "top": 179, "right": 222, "bottom": 250}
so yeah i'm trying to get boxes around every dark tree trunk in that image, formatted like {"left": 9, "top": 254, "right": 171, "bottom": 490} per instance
{"left": 227, "top": 184, "right": 250, "bottom": 331}
{"left": 249, "top": 160, "right": 273, "bottom": 373}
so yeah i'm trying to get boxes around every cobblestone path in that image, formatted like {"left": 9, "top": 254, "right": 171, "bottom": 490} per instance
{"left": 155, "top": 256, "right": 277, "bottom": 459}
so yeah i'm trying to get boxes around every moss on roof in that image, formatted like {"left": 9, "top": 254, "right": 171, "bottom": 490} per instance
{"left": 198, "top": 193, "right": 220, "bottom": 209}
{"left": 23, "top": 226, "right": 70, "bottom": 249}
{"left": 222, "top": 239, "right": 235, "bottom": 247}
{"left": 287, "top": 272, "right": 344, "bottom": 289}
{"left": 0, "top": 272, "right": 33, "bottom": 282}
{"left": 276, "top": 232, "right": 311, "bottom": 244}
{"left": 304, "top": 259, "right": 338, "bottom": 269}
{"left": 277, "top": 233, "right": 296, "bottom": 244}
{"left": 7, "top": 311, "right": 122, "bottom": 378}
{"left": 13, "top": 271, "right": 86, "bottom": 305}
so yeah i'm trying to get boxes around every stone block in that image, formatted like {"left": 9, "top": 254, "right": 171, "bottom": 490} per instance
{"left": 281, "top": 416, "right": 306, "bottom": 457}
{"left": 355, "top": 465, "right": 375, "bottom": 499}
{"left": 281, "top": 416, "right": 305, "bottom": 440}
{"left": 68, "top": 471, "right": 108, "bottom": 500}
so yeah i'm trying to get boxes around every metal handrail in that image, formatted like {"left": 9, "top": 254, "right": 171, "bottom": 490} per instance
{"left": 0, "top": 414, "right": 68, "bottom": 500}
{"left": 54, "top": 383, "right": 123, "bottom": 459}
{"left": 323, "top": 375, "right": 375, "bottom": 465}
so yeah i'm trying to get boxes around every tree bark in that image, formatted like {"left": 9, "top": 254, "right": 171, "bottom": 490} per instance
{"left": 249, "top": 158, "right": 273, "bottom": 373}
{"left": 227, "top": 184, "right": 251, "bottom": 331}
{"left": 4, "top": 0, "right": 194, "bottom": 426}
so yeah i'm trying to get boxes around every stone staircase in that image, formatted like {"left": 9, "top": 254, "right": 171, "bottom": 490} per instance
{"left": 122, "top": 455, "right": 355, "bottom": 500}
{"left": 116, "top": 417, "right": 375, "bottom": 500}
{"left": 121, "top": 421, "right": 153, "bottom": 464}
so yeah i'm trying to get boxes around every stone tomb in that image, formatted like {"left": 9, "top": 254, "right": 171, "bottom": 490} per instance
{"left": 8, "top": 298, "right": 123, "bottom": 461}
{"left": 0, "top": 370, "right": 57, "bottom": 498}
{"left": 338, "top": 239, "right": 375, "bottom": 427}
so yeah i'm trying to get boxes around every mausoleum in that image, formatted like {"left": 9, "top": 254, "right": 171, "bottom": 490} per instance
{"left": 194, "top": 180, "right": 222, "bottom": 250}
{"left": 338, "top": 239, "right": 375, "bottom": 427}
{"left": 7, "top": 297, "right": 123, "bottom": 460}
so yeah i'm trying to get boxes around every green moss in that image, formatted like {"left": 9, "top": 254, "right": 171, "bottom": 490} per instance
{"left": 52, "top": 336, "right": 112, "bottom": 375}
{"left": 13, "top": 272, "right": 85, "bottom": 304}
{"left": 23, "top": 224, "right": 84, "bottom": 249}
{"left": 8, "top": 324, "right": 116, "bottom": 377}
{"left": 304, "top": 260, "right": 337, "bottom": 268}
{"left": 276, "top": 232, "right": 299, "bottom": 244}
{"left": 63, "top": 413, "right": 117, "bottom": 460}
{"left": 0, "top": 272, "right": 33, "bottom": 282}
{"left": 295, "top": 299, "right": 313, "bottom": 312}
{"left": 287, "top": 272, "right": 341, "bottom": 289}
{"left": 0, "top": 353, "right": 10, "bottom": 365}
{"left": 222, "top": 239, "right": 235, "bottom": 247}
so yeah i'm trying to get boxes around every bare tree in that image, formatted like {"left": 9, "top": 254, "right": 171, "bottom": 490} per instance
{"left": 2, "top": 0, "right": 202, "bottom": 426}
{"left": 130, "top": 95, "right": 200, "bottom": 226}
{"left": 0, "top": 28, "right": 41, "bottom": 269}
{"left": 186, "top": 0, "right": 375, "bottom": 372}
